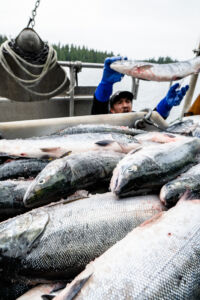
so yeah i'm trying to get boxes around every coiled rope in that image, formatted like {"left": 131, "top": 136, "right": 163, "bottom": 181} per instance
{"left": 0, "top": 40, "right": 70, "bottom": 97}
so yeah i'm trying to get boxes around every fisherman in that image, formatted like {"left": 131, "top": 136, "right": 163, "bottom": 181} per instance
{"left": 91, "top": 56, "right": 189, "bottom": 118}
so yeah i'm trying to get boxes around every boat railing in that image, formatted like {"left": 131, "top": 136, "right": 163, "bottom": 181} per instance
{"left": 0, "top": 60, "right": 140, "bottom": 121}
{"left": 0, "top": 61, "right": 104, "bottom": 121}
{"left": 58, "top": 61, "right": 104, "bottom": 117}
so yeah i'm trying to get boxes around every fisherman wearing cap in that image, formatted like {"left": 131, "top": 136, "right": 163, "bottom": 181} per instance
{"left": 91, "top": 56, "right": 189, "bottom": 118}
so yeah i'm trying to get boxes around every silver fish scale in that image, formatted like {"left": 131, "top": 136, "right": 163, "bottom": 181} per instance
{"left": 0, "top": 193, "right": 165, "bottom": 282}
{"left": 64, "top": 200, "right": 200, "bottom": 299}
{"left": 23, "top": 203, "right": 156, "bottom": 271}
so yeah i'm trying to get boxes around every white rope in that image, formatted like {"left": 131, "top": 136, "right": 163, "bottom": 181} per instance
{"left": 0, "top": 40, "right": 69, "bottom": 97}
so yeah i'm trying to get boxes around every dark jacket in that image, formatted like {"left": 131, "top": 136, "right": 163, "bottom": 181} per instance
{"left": 91, "top": 95, "right": 109, "bottom": 115}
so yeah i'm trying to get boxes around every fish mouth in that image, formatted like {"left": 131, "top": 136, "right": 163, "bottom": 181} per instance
{"left": 23, "top": 191, "right": 38, "bottom": 208}
{"left": 23, "top": 187, "right": 55, "bottom": 208}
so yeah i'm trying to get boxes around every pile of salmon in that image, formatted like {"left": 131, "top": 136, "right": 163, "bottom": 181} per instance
{"left": 0, "top": 121, "right": 200, "bottom": 300}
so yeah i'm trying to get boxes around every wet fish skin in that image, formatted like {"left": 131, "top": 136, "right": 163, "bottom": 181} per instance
{"left": 135, "top": 131, "right": 185, "bottom": 145}
{"left": 0, "top": 158, "right": 49, "bottom": 180}
{"left": 166, "top": 119, "right": 198, "bottom": 136}
{"left": 0, "top": 132, "right": 139, "bottom": 159}
{"left": 0, "top": 179, "right": 31, "bottom": 221}
{"left": 58, "top": 195, "right": 200, "bottom": 300}
{"left": 0, "top": 279, "right": 31, "bottom": 300}
{"left": 53, "top": 124, "right": 145, "bottom": 136}
{"left": 110, "top": 56, "right": 200, "bottom": 81}
{"left": 110, "top": 137, "right": 200, "bottom": 197}
{"left": 160, "top": 162, "right": 200, "bottom": 207}
{"left": 0, "top": 192, "right": 166, "bottom": 284}
{"left": 23, "top": 151, "right": 125, "bottom": 208}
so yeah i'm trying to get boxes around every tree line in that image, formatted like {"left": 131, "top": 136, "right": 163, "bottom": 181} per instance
{"left": 0, "top": 34, "right": 178, "bottom": 63}
{"left": 52, "top": 43, "right": 114, "bottom": 63}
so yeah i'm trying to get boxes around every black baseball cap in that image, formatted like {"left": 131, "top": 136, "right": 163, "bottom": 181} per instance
{"left": 109, "top": 91, "right": 133, "bottom": 108}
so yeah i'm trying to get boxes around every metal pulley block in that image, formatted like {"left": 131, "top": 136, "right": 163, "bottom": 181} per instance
{"left": 0, "top": 28, "right": 70, "bottom": 102}
{"left": 134, "top": 109, "right": 167, "bottom": 131}
{"left": 134, "top": 108, "right": 153, "bottom": 129}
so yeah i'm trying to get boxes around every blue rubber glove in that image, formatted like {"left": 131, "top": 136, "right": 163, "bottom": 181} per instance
{"left": 156, "top": 83, "right": 189, "bottom": 118}
{"left": 95, "top": 56, "right": 127, "bottom": 102}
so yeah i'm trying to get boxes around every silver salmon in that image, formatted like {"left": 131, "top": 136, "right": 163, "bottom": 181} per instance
{"left": 23, "top": 151, "right": 124, "bottom": 208}
{"left": 0, "top": 192, "right": 166, "bottom": 284}
{"left": 0, "top": 158, "right": 49, "bottom": 180}
{"left": 110, "top": 56, "right": 200, "bottom": 81}
{"left": 160, "top": 162, "right": 200, "bottom": 207}
{"left": 0, "top": 133, "right": 139, "bottom": 159}
{"left": 53, "top": 124, "right": 145, "bottom": 136}
{"left": 56, "top": 194, "right": 200, "bottom": 300}
{"left": 110, "top": 137, "right": 200, "bottom": 197}
{"left": 166, "top": 119, "right": 198, "bottom": 136}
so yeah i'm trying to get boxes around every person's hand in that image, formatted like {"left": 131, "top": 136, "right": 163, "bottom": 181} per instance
{"left": 165, "top": 83, "right": 189, "bottom": 108}
{"left": 156, "top": 83, "right": 189, "bottom": 118}
{"left": 95, "top": 56, "right": 127, "bottom": 102}
{"left": 102, "top": 56, "right": 127, "bottom": 84}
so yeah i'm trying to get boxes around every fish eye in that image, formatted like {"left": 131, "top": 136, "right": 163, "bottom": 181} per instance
{"left": 127, "top": 165, "right": 137, "bottom": 172}
{"left": 39, "top": 179, "right": 45, "bottom": 185}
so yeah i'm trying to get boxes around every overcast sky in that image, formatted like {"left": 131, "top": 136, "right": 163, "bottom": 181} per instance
{"left": 1, "top": 0, "right": 199, "bottom": 60}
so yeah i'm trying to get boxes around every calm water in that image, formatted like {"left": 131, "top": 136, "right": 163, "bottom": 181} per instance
{"left": 77, "top": 68, "right": 200, "bottom": 123}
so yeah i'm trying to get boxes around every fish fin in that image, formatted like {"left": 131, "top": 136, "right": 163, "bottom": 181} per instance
{"left": 41, "top": 296, "right": 54, "bottom": 300}
{"left": 60, "top": 151, "right": 72, "bottom": 158}
{"left": 95, "top": 140, "right": 114, "bottom": 146}
{"left": 164, "top": 133, "right": 176, "bottom": 138}
{"left": 58, "top": 273, "right": 92, "bottom": 300}
{"left": 50, "top": 282, "right": 67, "bottom": 293}
{"left": 41, "top": 147, "right": 61, "bottom": 153}
{"left": 127, "top": 146, "right": 142, "bottom": 155}
{"left": 178, "top": 190, "right": 200, "bottom": 202}
{"left": 41, "top": 155, "right": 54, "bottom": 160}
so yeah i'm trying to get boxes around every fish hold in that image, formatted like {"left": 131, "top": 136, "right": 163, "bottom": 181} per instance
{"left": 0, "top": 132, "right": 139, "bottom": 159}
{"left": 160, "top": 162, "right": 200, "bottom": 207}
{"left": 0, "top": 158, "right": 49, "bottom": 180}
{"left": 53, "top": 124, "right": 145, "bottom": 136}
{"left": 57, "top": 195, "right": 200, "bottom": 300}
{"left": 0, "top": 179, "right": 31, "bottom": 221}
{"left": 0, "top": 192, "right": 166, "bottom": 284}
{"left": 110, "top": 137, "right": 200, "bottom": 197}
{"left": 23, "top": 151, "right": 125, "bottom": 208}
{"left": 110, "top": 56, "right": 200, "bottom": 81}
